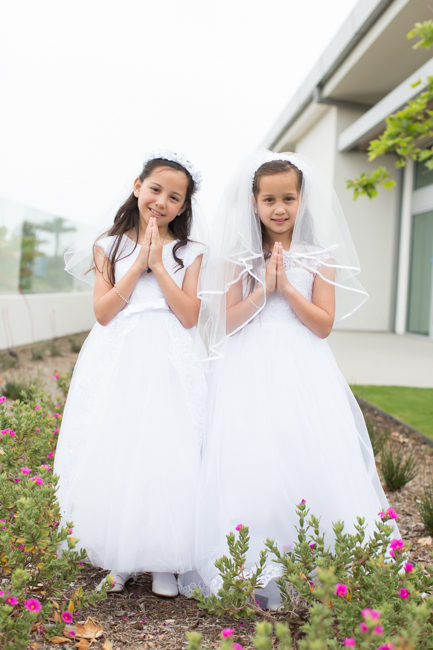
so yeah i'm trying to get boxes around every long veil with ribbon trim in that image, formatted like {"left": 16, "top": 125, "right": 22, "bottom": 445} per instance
{"left": 197, "top": 149, "right": 368, "bottom": 360}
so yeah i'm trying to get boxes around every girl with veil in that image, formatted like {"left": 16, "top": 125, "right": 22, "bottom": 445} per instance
{"left": 191, "top": 149, "right": 397, "bottom": 609}
{"left": 54, "top": 151, "right": 208, "bottom": 598}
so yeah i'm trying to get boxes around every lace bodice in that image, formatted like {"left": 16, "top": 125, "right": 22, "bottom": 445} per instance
{"left": 253, "top": 250, "right": 316, "bottom": 326}
{"left": 96, "top": 235, "right": 205, "bottom": 315}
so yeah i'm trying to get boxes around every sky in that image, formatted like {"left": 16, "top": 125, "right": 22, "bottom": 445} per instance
{"left": 0, "top": 0, "right": 360, "bottom": 225}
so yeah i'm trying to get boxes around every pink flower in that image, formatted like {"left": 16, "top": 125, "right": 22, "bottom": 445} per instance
{"left": 334, "top": 583, "right": 348, "bottom": 597}
{"left": 53, "top": 413, "right": 61, "bottom": 418}
{"left": 68, "top": 528, "right": 73, "bottom": 534}
{"left": 9, "top": 429, "right": 15, "bottom": 436}
{"left": 309, "top": 543, "right": 315, "bottom": 549}
{"left": 344, "top": 640, "right": 356, "bottom": 648}
{"left": 20, "top": 467, "right": 31, "bottom": 475}
{"left": 54, "top": 427, "right": 60, "bottom": 434}
{"left": 19, "top": 545, "right": 24, "bottom": 550}
{"left": 374, "top": 625, "right": 384, "bottom": 634}
{"left": 399, "top": 588, "right": 409, "bottom": 599}
{"left": 30, "top": 476, "right": 44, "bottom": 485}
{"left": 36, "top": 428, "right": 40, "bottom": 433}
{"left": 35, "top": 406, "right": 41, "bottom": 411}
{"left": 62, "top": 611, "right": 73, "bottom": 624}
{"left": 5, "top": 596, "right": 18, "bottom": 605}
{"left": 78, "top": 561, "right": 83, "bottom": 566}
{"left": 404, "top": 562, "right": 414, "bottom": 572}
{"left": 301, "top": 499, "right": 306, "bottom": 504}
{"left": 15, "top": 478, "right": 20, "bottom": 483}
{"left": 359, "top": 623, "right": 369, "bottom": 633}
{"left": 387, "top": 508, "right": 398, "bottom": 519}
{"left": 362, "top": 609, "right": 381, "bottom": 620}
{"left": 1, "top": 428, "right": 9, "bottom": 434}
{"left": 25, "top": 598, "right": 42, "bottom": 612}
{"left": 68, "top": 631, "right": 76, "bottom": 637}
{"left": 1, "top": 519, "right": 5, "bottom": 530}
{"left": 378, "top": 511, "right": 385, "bottom": 519}
{"left": 54, "top": 374, "right": 59, "bottom": 379}
{"left": 222, "top": 628, "right": 235, "bottom": 637}
{"left": 0, "top": 396, "right": 6, "bottom": 403}
{"left": 390, "top": 539, "right": 404, "bottom": 550}
{"left": 233, "top": 644, "right": 243, "bottom": 650}
{"left": 235, "top": 524, "right": 243, "bottom": 531}
{"left": 40, "top": 465, "right": 51, "bottom": 471}
{"left": 0, "top": 591, "right": 4, "bottom": 597}
{"left": 47, "top": 451, "right": 54, "bottom": 458}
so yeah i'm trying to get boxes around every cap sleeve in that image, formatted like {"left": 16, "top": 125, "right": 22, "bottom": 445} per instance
{"left": 184, "top": 241, "right": 207, "bottom": 270}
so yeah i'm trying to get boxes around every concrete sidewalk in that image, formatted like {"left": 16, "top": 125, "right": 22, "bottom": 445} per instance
{"left": 328, "top": 331, "right": 433, "bottom": 388}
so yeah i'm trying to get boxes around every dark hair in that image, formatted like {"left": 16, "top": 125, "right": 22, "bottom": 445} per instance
{"left": 92, "top": 158, "right": 196, "bottom": 286}
{"left": 252, "top": 160, "right": 303, "bottom": 260}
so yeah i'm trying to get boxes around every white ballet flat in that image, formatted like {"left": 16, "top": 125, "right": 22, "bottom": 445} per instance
{"left": 96, "top": 572, "right": 130, "bottom": 593}
{"left": 152, "top": 572, "right": 179, "bottom": 598}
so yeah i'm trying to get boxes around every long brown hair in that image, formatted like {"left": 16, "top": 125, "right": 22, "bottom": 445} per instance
{"left": 252, "top": 160, "right": 303, "bottom": 260}
{"left": 93, "top": 158, "right": 196, "bottom": 286}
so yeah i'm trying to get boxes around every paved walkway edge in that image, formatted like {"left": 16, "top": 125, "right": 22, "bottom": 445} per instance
{"left": 355, "top": 396, "right": 433, "bottom": 449}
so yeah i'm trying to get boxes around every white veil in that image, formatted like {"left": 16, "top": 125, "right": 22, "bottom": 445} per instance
{"left": 64, "top": 151, "right": 208, "bottom": 286}
{"left": 197, "top": 149, "right": 368, "bottom": 359}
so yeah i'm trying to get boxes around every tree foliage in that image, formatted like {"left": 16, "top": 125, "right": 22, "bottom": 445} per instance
{"left": 347, "top": 20, "right": 433, "bottom": 199}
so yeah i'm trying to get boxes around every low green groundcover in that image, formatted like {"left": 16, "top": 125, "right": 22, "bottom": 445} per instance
{"left": 351, "top": 385, "right": 433, "bottom": 439}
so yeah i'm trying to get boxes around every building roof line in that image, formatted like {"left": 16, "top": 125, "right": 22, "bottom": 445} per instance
{"left": 262, "top": 0, "right": 395, "bottom": 150}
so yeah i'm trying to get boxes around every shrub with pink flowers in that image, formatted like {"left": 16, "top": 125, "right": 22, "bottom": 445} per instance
{"left": 193, "top": 501, "right": 433, "bottom": 648}
{"left": 0, "top": 374, "right": 110, "bottom": 650}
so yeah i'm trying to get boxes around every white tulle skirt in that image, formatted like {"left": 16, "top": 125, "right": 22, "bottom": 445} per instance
{"left": 54, "top": 308, "right": 206, "bottom": 574}
{"left": 194, "top": 319, "right": 394, "bottom": 594}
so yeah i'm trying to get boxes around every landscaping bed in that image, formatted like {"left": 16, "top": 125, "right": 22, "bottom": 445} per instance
{"left": 1, "top": 337, "right": 433, "bottom": 649}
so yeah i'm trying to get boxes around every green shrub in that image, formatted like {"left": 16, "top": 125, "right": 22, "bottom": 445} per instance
{"left": 2, "top": 378, "right": 42, "bottom": 402}
{"left": 365, "top": 416, "right": 390, "bottom": 456}
{"left": 31, "top": 347, "right": 44, "bottom": 361}
{"left": 0, "top": 376, "right": 110, "bottom": 649}
{"left": 417, "top": 481, "right": 433, "bottom": 535}
{"left": 380, "top": 443, "right": 418, "bottom": 490}
{"left": 193, "top": 502, "right": 433, "bottom": 648}
{"left": 49, "top": 342, "right": 62, "bottom": 357}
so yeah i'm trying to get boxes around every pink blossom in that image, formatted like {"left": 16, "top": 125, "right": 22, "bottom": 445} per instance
{"left": 20, "top": 467, "right": 31, "bottom": 475}
{"left": 359, "top": 623, "right": 369, "bottom": 633}
{"left": 0, "top": 396, "right": 6, "bottom": 403}
{"left": 399, "top": 588, "right": 409, "bottom": 599}
{"left": 62, "top": 611, "right": 73, "bottom": 624}
{"left": 35, "top": 406, "right": 41, "bottom": 411}
{"left": 68, "top": 528, "right": 73, "bottom": 534}
{"left": 24, "top": 598, "right": 42, "bottom": 612}
{"left": 374, "top": 625, "right": 384, "bottom": 635}
{"left": 387, "top": 508, "right": 398, "bottom": 519}
{"left": 9, "top": 429, "right": 16, "bottom": 436}
{"left": 78, "top": 561, "right": 83, "bottom": 566}
{"left": 55, "top": 404, "right": 61, "bottom": 408}
{"left": 344, "top": 640, "right": 356, "bottom": 648}
{"left": 0, "top": 591, "right": 4, "bottom": 596}
{"left": 30, "top": 476, "right": 44, "bottom": 485}
{"left": 47, "top": 451, "right": 54, "bottom": 458}
{"left": 378, "top": 511, "right": 385, "bottom": 519}
{"left": 54, "top": 375, "right": 59, "bottom": 379}
{"left": 390, "top": 539, "right": 404, "bottom": 550}
{"left": 404, "top": 562, "right": 414, "bottom": 572}
{"left": 19, "top": 545, "right": 24, "bottom": 550}
{"left": 1, "top": 428, "right": 9, "bottom": 434}
{"left": 53, "top": 413, "right": 61, "bottom": 418}
{"left": 40, "top": 465, "right": 51, "bottom": 471}
{"left": 362, "top": 609, "right": 381, "bottom": 620}
{"left": 235, "top": 524, "right": 243, "bottom": 531}
{"left": 1, "top": 519, "right": 5, "bottom": 530}
{"left": 334, "top": 583, "right": 348, "bottom": 597}
{"left": 309, "top": 543, "right": 315, "bottom": 549}
{"left": 222, "top": 628, "right": 235, "bottom": 637}
{"left": 389, "top": 550, "right": 395, "bottom": 558}
{"left": 233, "top": 644, "right": 243, "bottom": 650}
{"left": 15, "top": 478, "right": 20, "bottom": 482}
{"left": 36, "top": 428, "right": 40, "bottom": 433}
{"left": 5, "top": 596, "right": 18, "bottom": 605}
{"left": 54, "top": 427, "right": 60, "bottom": 434}
{"left": 301, "top": 499, "right": 306, "bottom": 504}
{"left": 67, "top": 631, "right": 76, "bottom": 637}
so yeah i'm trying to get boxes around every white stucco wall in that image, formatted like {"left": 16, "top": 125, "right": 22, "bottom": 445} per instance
{"left": 0, "top": 292, "right": 95, "bottom": 350}
{"left": 294, "top": 107, "right": 337, "bottom": 183}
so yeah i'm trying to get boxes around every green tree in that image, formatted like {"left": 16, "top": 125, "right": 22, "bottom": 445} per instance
{"left": 36, "top": 217, "right": 76, "bottom": 257}
{"left": 347, "top": 20, "right": 433, "bottom": 199}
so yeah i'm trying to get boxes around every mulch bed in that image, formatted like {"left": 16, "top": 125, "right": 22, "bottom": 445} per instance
{"left": 2, "top": 336, "right": 433, "bottom": 649}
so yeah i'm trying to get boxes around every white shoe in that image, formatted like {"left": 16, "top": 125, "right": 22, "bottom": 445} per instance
{"left": 152, "top": 572, "right": 179, "bottom": 598}
{"left": 96, "top": 571, "right": 130, "bottom": 593}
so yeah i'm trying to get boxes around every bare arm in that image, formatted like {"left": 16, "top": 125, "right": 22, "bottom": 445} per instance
{"left": 151, "top": 255, "right": 203, "bottom": 329}
{"left": 276, "top": 244, "right": 335, "bottom": 339}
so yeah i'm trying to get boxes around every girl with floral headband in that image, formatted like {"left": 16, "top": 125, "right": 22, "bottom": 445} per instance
{"left": 191, "top": 149, "right": 398, "bottom": 609}
{"left": 54, "top": 151, "right": 208, "bottom": 597}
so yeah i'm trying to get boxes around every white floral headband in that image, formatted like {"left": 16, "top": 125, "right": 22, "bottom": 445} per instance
{"left": 142, "top": 149, "right": 202, "bottom": 193}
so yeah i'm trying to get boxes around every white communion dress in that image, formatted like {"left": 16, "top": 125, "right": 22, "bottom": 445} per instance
{"left": 54, "top": 235, "right": 207, "bottom": 575}
{"left": 193, "top": 250, "right": 395, "bottom": 595}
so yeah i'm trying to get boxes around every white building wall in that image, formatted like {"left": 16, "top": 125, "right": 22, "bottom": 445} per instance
{"left": 294, "top": 107, "right": 337, "bottom": 183}
{"left": 0, "top": 293, "right": 95, "bottom": 350}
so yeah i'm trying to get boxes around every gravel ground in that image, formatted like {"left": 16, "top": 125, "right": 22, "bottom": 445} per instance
{"left": 2, "top": 335, "right": 433, "bottom": 649}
